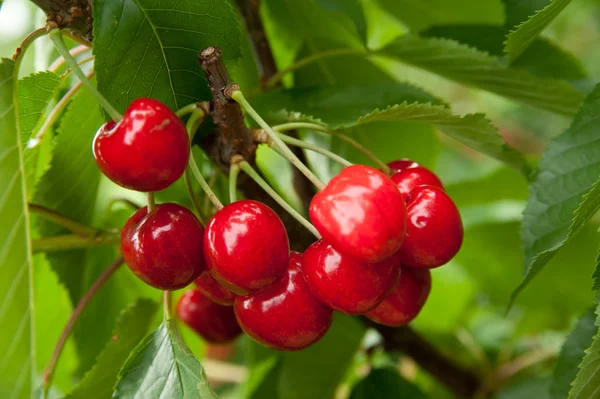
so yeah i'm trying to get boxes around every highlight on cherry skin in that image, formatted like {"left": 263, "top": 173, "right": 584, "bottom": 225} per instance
{"left": 93, "top": 98, "right": 190, "bottom": 192}
{"left": 177, "top": 289, "right": 242, "bottom": 344}
{"left": 120, "top": 203, "right": 205, "bottom": 290}
{"left": 309, "top": 164, "right": 407, "bottom": 264}
{"left": 195, "top": 270, "right": 237, "bottom": 306}
{"left": 366, "top": 266, "right": 432, "bottom": 326}
{"left": 302, "top": 240, "right": 401, "bottom": 315}
{"left": 234, "top": 252, "right": 333, "bottom": 351}
{"left": 204, "top": 199, "right": 290, "bottom": 295}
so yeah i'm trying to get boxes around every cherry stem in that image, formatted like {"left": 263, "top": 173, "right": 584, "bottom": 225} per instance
{"left": 276, "top": 133, "right": 353, "bottom": 167}
{"left": 231, "top": 90, "right": 325, "bottom": 190}
{"left": 229, "top": 162, "right": 240, "bottom": 204}
{"left": 272, "top": 122, "right": 392, "bottom": 174}
{"left": 48, "top": 44, "right": 90, "bottom": 72}
{"left": 238, "top": 161, "right": 321, "bottom": 239}
{"left": 32, "top": 233, "right": 120, "bottom": 253}
{"left": 203, "top": 171, "right": 218, "bottom": 217}
{"left": 147, "top": 192, "right": 156, "bottom": 212}
{"left": 59, "top": 56, "right": 96, "bottom": 78}
{"left": 163, "top": 290, "right": 173, "bottom": 320}
{"left": 29, "top": 203, "right": 99, "bottom": 236}
{"left": 60, "top": 30, "right": 93, "bottom": 47}
{"left": 12, "top": 27, "right": 47, "bottom": 76}
{"left": 175, "top": 102, "right": 200, "bottom": 117}
{"left": 264, "top": 48, "right": 368, "bottom": 89}
{"left": 184, "top": 169, "right": 205, "bottom": 225}
{"left": 29, "top": 71, "right": 94, "bottom": 148}
{"left": 47, "top": 28, "right": 122, "bottom": 121}
{"left": 43, "top": 257, "right": 123, "bottom": 398}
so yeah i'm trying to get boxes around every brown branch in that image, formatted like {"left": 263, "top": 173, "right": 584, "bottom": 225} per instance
{"left": 29, "top": 0, "right": 93, "bottom": 41}
{"left": 363, "top": 319, "right": 482, "bottom": 398}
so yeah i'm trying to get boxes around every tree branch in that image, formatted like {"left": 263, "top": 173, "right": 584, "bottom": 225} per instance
{"left": 29, "top": 0, "right": 93, "bottom": 41}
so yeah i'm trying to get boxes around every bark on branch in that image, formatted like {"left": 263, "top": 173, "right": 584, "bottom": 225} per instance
{"left": 29, "top": 0, "right": 93, "bottom": 40}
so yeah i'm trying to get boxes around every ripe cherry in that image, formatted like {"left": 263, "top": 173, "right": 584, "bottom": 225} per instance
{"left": 204, "top": 200, "right": 290, "bottom": 295}
{"left": 366, "top": 267, "right": 431, "bottom": 326}
{"left": 391, "top": 167, "right": 444, "bottom": 202}
{"left": 399, "top": 186, "right": 463, "bottom": 268}
{"left": 234, "top": 252, "right": 333, "bottom": 351}
{"left": 302, "top": 240, "right": 401, "bottom": 315}
{"left": 177, "top": 289, "right": 242, "bottom": 344}
{"left": 387, "top": 159, "right": 420, "bottom": 174}
{"left": 195, "top": 271, "right": 236, "bottom": 306}
{"left": 93, "top": 98, "right": 190, "bottom": 192}
{"left": 121, "top": 203, "right": 204, "bottom": 290}
{"left": 310, "top": 165, "right": 407, "bottom": 264}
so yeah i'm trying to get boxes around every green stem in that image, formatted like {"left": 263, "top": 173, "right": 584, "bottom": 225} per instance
{"left": 48, "top": 44, "right": 90, "bottom": 72}
{"left": 163, "top": 290, "right": 173, "bottom": 320}
{"left": 203, "top": 171, "right": 218, "bottom": 216}
{"left": 276, "top": 134, "right": 353, "bottom": 167}
{"left": 272, "top": 122, "right": 392, "bottom": 174}
{"left": 229, "top": 163, "right": 240, "bottom": 204}
{"left": 43, "top": 257, "right": 123, "bottom": 399}
{"left": 231, "top": 91, "right": 325, "bottom": 190}
{"left": 239, "top": 161, "right": 320, "bottom": 239}
{"left": 48, "top": 28, "right": 122, "bottom": 121}
{"left": 176, "top": 102, "right": 199, "bottom": 117}
{"left": 60, "top": 30, "right": 93, "bottom": 48}
{"left": 32, "top": 233, "right": 120, "bottom": 253}
{"left": 147, "top": 192, "right": 156, "bottom": 212}
{"left": 184, "top": 168, "right": 205, "bottom": 224}
{"left": 265, "top": 48, "right": 369, "bottom": 88}
{"left": 12, "top": 27, "right": 47, "bottom": 76}
{"left": 29, "top": 203, "right": 99, "bottom": 236}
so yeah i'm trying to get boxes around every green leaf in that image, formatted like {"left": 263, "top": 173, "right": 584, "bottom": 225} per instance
{"left": 66, "top": 299, "right": 159, "bottom": 399}
{"left": 504, "top": 0, "right": 573, "bottom": 63}
{"left": 19, "top": 71, "right": 62, "bottom": 198}
{"left": 503, "top": 0, "right": 550, "bottom": 29}
{"left": 0, "top": 59, "right": 34, "bottom": 398}
{"left": 377, "top": 0, "right": 504, "bottom": 31}
{"left": 34, "top": 85, "right": 104, "bottom": 304}
{"left": 380, "top": 35, "right": 583, "bottom": 115}
{"left": 421, "top": 24, "right": 587, "bottom": 81}
{"left": 114, "top": 320, "right": 217, "bottom": 399}
{"left": 513, "top": 84, "right": 600, "bottom": 305}
{"left": 278, "top": 314, "right": 365, "bottom": 399}
{"left": 93, "top": 0, "right": 242, "bottom": 113}
{"left": 349, "top": 367, "right": 426, "bottom": 399}
{"left": 315, "top": 0, "right": 366, "bottom": 43}
{"left": 569, "top": 329, "right": 600, "bottom": 398}
{"left": 355, "top": 103, "right": 530, "bottom": 176}
{"left": 550, "top": 308, "right": 596, "bottom": 399}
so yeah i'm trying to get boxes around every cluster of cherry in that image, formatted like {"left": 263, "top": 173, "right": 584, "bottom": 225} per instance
{"left": 92, "top": 97, "right": 463, "bottom": 351}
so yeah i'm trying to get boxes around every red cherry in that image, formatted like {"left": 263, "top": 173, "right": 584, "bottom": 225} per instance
{"left": 302, "top": 240, "right": 401, "bottom": 315}
{"left": 366, "top": 267, "right": 431, "bottom": 326}
{"left": 399, "top": 186, "right": 463, "bottom": 268}
{"left": 387, "top": 159, "right": 420, "bottom": 174}
{"left": 93, "top": 98, "right": 190, "bottom": 192}
{"left": 391, "top": 167, "right": 444, "bottom": 202}
{"left": 234, "top": 252, "right": 333, "bottom": 351}
{"left": 121, "top": 203, "right": 204, "bottom": 290}
{"left": 204, "top": 200, "right": 290, "bottom": 295}
{"left": 310, "top": 165, "right": 407, "bottom": 264}
{"left": 194, "top": 271, "right": 236, "bottom": 306}
{"left": 177, "top": 289, "right": 242, "bottom": 344}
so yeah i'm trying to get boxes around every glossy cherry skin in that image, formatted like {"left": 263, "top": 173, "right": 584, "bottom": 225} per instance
{"left": 391, "top": 167, "right": 444, "bottom": 202}
{"left": 177, "top": 289, "right": 242, "bottom": 344}
{"left": 234, "top": 252, "right": 333, "bottom": 351}
{"left": 302, "top": 240, "right": 401, "bottom": 315}
{"left": 93, "top": 98, "right": 190, "bottom": 192}
{"left": 194, "top": 271, "right": 236, "bottom": 306}
{"left": 399, "top": 186, "right": 463, "bottom": 268}
{"left": 309, "top": 165, "right": 407, "bottom": 264}
{"left": 387, "top": 159, "right": 420, "bottom": 174}
{"left": 204, "top": 200, "right": 290, "bottom": 295}
{"left": 366, "top": 267, "right": 431, "bottom": 326}
{"left": 121, "top": 203, "right": 204, "bottom": 290}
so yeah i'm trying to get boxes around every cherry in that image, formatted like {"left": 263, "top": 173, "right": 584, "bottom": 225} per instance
{"left": 391, "top": 167, "right": 444, "bottom": 202}
{"left": 93, "top": 98, "right": 190, "bottom": 192}
{"left": 194, "top": 271, "right": 236, "bottom": 306}
{"left": 387, "top": 159, "right": 420, "bottom": 174}
{"left": 399, "top": 186, "right": 463, "bottom": 268}
{"left": 204, "top": 200, "right": 290, "bottom": 295}
{"left": 302, "top": 240, "right": 401, "bottom": 315}
{"left": 177, "top": 289, "right": 242, "bottom": 344}
{"left": 234, "top": 252, "right": 333, "bottom": 351}
{"left": 366, "top": 267, "right": 431, "bottom": 326}
{"left": 121, "top": 203, "right": 204, "bottom": 290}
{"left": 309, "top": 165, "right": 407, "bottom": 264}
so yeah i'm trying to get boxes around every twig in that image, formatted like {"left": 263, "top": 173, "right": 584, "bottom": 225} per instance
{"left": 43, "top": 257, "right": 124, "bottom": 398}
{"left": 29, "top": 203, "right": 99, "bottom": 236}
